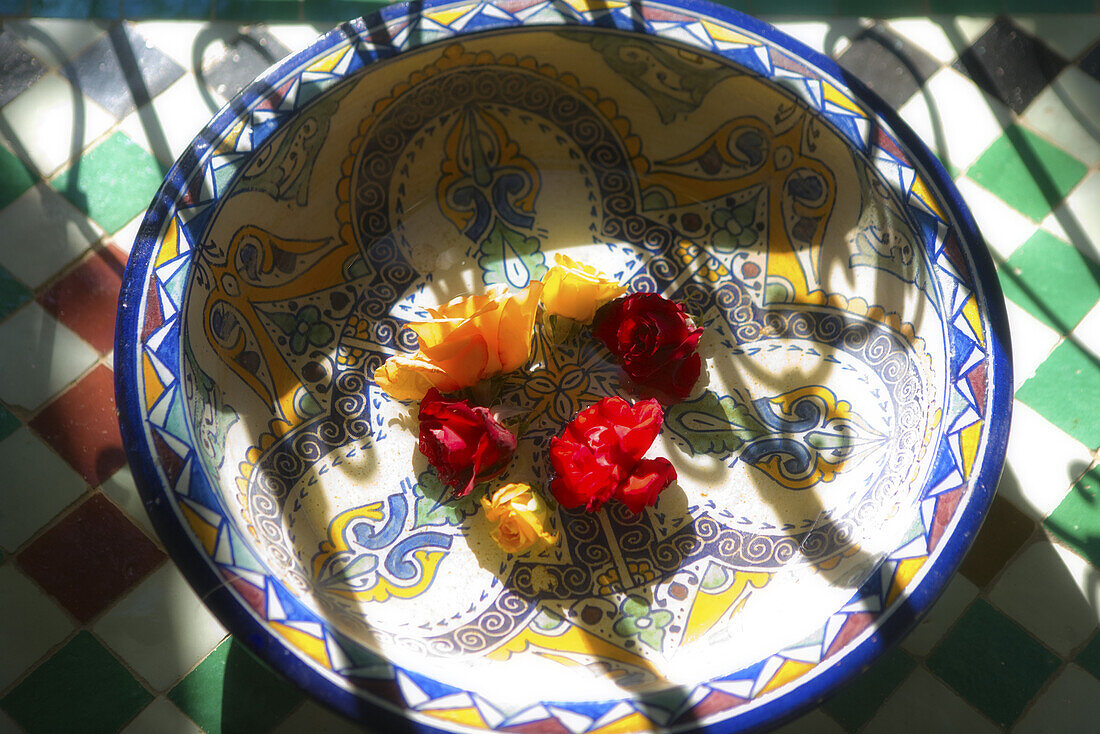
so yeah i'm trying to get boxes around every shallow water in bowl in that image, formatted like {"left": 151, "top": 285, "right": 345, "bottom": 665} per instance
{"left": 179, "top": 27, "right": 947, "bottom": 704}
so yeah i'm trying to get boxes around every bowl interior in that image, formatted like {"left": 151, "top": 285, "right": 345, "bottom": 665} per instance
{"left": 124, "top": 7, "right": 1006, "bottom": 731}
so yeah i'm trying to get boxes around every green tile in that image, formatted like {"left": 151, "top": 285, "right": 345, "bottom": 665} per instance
{"left": 50, "top": 133, "right": 168, "bottom": 235}
{"left": 928, "top": 0, "right": 1001, "bottom": 11}
{"left": 0, "top": 146, "right": 36, "bottom": 210}
{"left": 998, "top": 230, "right": 1100, "bottom": 334}
{"left": 301, "top": 0, "right": 393, "bottom": 20}
{"left": 833, "top": 0, "right": 923, "bottom": 14}
{"left": 967, "top": 126, "right": 1089, "bottom": 222}
{"left": 214, "top": 0, "right": 302, "bottom": 21}
{"left": 822, "top": 647, "right": 916, "bottom": 732}
{"left": 0, "top": 266, "right": 32, "bottom": 322}
{"left": 756, "top": 0, "right": 837, "bottom": 13}
{"left": 1017, "top": 340, "right": 1100, "bottom": 449}
{"left": 1076, "top": 629, "right": 1100, "bottom": 681}
{"left": 168, "top": 637, "right": 302, "bottom": 734}
{"left": 0, "top": 631, "right": 152, "bottom": 734}
{"left": 927, "top": 599, "right": 1060, "bottom": 727}
{"left": 0, "top": 403, "right": 20, "bottom": 442}
{"left": 1045, "top": 464, "right": 1100, "bottom": 567}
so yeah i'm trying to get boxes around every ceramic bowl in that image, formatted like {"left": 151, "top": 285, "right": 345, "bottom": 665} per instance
{"left": 116, "top": 2, "right": 1012, "bottom": 731}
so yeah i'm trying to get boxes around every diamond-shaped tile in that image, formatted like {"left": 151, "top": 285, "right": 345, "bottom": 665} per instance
{"left": 50, "top": 131, "right": 168, "bottom": 234}
{"left": 0, "top": 631, "right": 152, "bottom": 734}
{"left": 0, "top": 72, "right": 116, "bottom": 177}
{"left": 954, "top": 16, "right": 1068, "bottom": 114}
{"left": 117, "top": 75, "right": 221, "bottom": 168}
{"left": 269, "top": 700, "right": 367, "bottom": 734}
{"left": 214, "top": 0, "right": 303, "bottom": 22}
{"left": 989, "top": 540, "right": 1098, "bottom": 656}
{"left": 27, "top": 0, "right": 121, "bottom": 19}
{"left": 0, "top": 403, "right": 20, "bottom": 443}
{"left": 862, "top": 666, "right": 1001, "bottom": 734}
{"left": 953, "top": 176, "right": 1037, "bottom": 263}
{"left": 1014, "top": 665, "right": 1100, "bottom": 734}
{"left": 0, "top": 184, "right": 102, "bottom": 289}
{"left": 998, "top": 229, "right": 1100, "bottom": 334}
{"left": 1022, "top": 67, "right": 1100, "bottom": 169}
{"left": 0, "top": 564, "right": 73, "bottom": 690}
{"left": 958, "top": 494, "right": 1036, "bottom": 588}
{"left": 1046, "top": 463, "right": 1100, "bottom": 568}
{"left": 37, "top": 245, "right": 126, "bottom": 354}
{"left": 0, "top": 427, "right": 86, "bottom": 551}
{"left": 1043, "top": 171, "right": 1100, "bottom": 262}
{"left": 927, "top": 599, "right": 1061, "bottom": 728}
{"left": 901, "top": 574, "right": 979, "bottom": 656}
{"left": 169, "top": 637, "right": 303, "bottom": 734}
{"left": 882, "top": 19, "right": 964, "bottom": 65}
{"left": 29, "top": 364, "right": 127, "bottom": 486}
{"left": 0, "top": 302, "right": 98, "bottom": 410}
{"left": 100, "top": 465, "right": 155, "bottom": 538}
{"left": 202, "top": 26, "right": 289, "bottom": 101}
{"left": 967, "top": 126, "right": 1088, "bottom": 223}
{"left": 1017, "top": 339, "right": 1100, "bottom": 449}
{"left": 836, "top": 23, "right": 942, "bottom": 110}
{"left": 61, "top": 22, "right": 186, "bottom": 120}
{"left": 0, "top": 30, "right": 46, "bottom": 108}
{"left": 2, "top": 18, "right": 109, "bottom": 72}
{"left": 821, "top": 647, "right": 916, "bottom": 732}
{"left": 0, "top": 143, "right": 37, "bottom": 211}
{"left": 121, "top": 697, "right": 202, "bottom": 734}
{"left": 0, "top": 264, "right": 32, "bottom": 323}
{"left": 1081, "top": 40, "right": 1100, "bottom": 83}
{"left": 17, "top": 493, "right": 165, "bottom": 622}
{"left": 1076, "top": 629, "right": 1100, "bottom": 680}
{"left": 95, "top": 564, "right": 227, "bottom": 691}
{"left": 121, "top": 0, "right": 213, "bottom": 19}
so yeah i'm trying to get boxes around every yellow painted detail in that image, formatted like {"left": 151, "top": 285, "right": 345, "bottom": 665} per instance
{"left": 759, "top": 659, "right": 816, "bottom": 696}
{"left": 682, "top": 571, "right": 772, "bottom": 645}
{"left": 589, "top": 712, "right": 657, "bottom": 734}
{"left": 142, "top": 352, "right": 165, "bottom": 410}
{"left": 271, "top": 622, "right": 331, "bottom": 669}
{"left": 909, "top": 175, "right": 947, "bottom": 221}
{"left": 307, "top": 46, "right": 349, "bottom": 74}
{"left": 487, "top": 622, "right": 658, "bottom": 675}
{"left": 181, "top": 502, "right": 219, "bottom": 555}
{"left": 422, "top": 707, "right": 488, "bottom": 729}
{"left": 960, "top": 419, "right": 983, "bottom": 479}
{"left": 154, "top": 217, "right": 180, "bottom": 268}
{"left": 822, "top": 82, "right": 864, "bottom": 116}
{"left": 700, "top": 20, "right": 759, "bottom": 46}
{"left": 886, "top": 556, "right": 927, "bottom": 607}
{"left": 424, "top": 5, "right": 476, "bottom": 25}
{"left": 962, "top": 294, "right": 985, "bottom": 347}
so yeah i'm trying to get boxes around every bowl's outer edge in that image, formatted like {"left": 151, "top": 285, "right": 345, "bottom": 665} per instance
{"left": 115, "top": 2, "right": 1014, "bottom": 732}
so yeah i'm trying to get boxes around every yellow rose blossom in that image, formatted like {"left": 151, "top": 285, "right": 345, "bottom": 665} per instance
{"left": 373, "top": 282, "right": 543, "bottom": 400}
{"left": 540, "top": 253, "right": 627, "bottom": 323}
{"left": 481, "top": 483, "right": 557, "bottom": 554}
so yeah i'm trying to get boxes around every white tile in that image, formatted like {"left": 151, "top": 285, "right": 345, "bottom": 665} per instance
{"left": 129, "top": 21, "right": 209, "bottom": 72}
{"left": 770, "top": 707, "right": 846, "bottom": 734}
{"left": 1003, "top": 299, "right": 1062, "bottom": 391}
{"left": 4, "top": 18, "right": 109, "bottom": 71}
{"left": 269, "top": 701, "right": 366, "bottom": 734}
{"left": 101, "top": 465, "right": 157, "bottom": 540}
{"left": 1041, "top": 171, "right": 1100, "bottom": 267}
{"left": 989, "top": 540, "right": 1097, "bottom": 656}
{"left": 948, "top": 16, "right": 996, "bottom": 46}
{"left": 117, "top": 76, "right": 220, "bottom": 168}
{"left": 954, "top": 176, "right": 1037, "bottom": 263}
{"left": 1022, "top": 67, "right": 1100, "bottom": 170}
{"left": 121, "top": 697, "right": 201, "bottom": 734}
{"left": 1014, "top": 664, "right": 1100, "bottom": 734}
{"left": 0, "top": 302, "right": 99, "bottom": 410}
{"left": 0, "top": 709, "right": 22, "bottom": 734}
{"left": 265, "top": 23, "right": 327, "bottom": 55}
{"left": 898, "top": 67, "right": 1009, "bottom": 175}
{"left": 863, "top": 667, "right": 1000, "bottom": 734}
{"left": 0, "top": 72, "right": 116, "bottom": 177}
{"left": 93, "top": 564, "right": 227, "bottom": 692}
{"left": 1014, "top": 15, "right": 1100, "bottom": 60}
{"left": 0, "top": 183, "right": 103, "bottom": 288}
{"left": 884, "top": 18, "right": 965, "bottom": 64}
{"left": 763, "top": 19, "right": 866, "bottom": 57}
{"left": 1073, "top": 300, "right": 1100, "bottom": 358}
{"left": 0, "top": 427, "right": 86, "bottom": 550}
{"left": 901, "top": 573, "right": 978, "bottom": 656}
{"left": 106, "top": 212, "right": 146, "bottom": 253}
{"left": 997, "top": 402, "right": 1095, "bottom": 523}
{"left": 0, "top": 564, "right": 74, "bottom": 689}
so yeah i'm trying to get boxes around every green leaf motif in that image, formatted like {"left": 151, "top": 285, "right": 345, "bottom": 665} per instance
{"left": 478, "top": 219, "right": 547, "bottom": 290}
{"left": 665, "top": 390, "right": 767, "bottom": 457}
{"left": 412, "top": 471, "right": 479, "bottom": 528}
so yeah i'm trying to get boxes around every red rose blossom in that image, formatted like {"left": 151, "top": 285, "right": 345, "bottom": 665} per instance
{"left": 418, "top": 389, "right": 517, "bottom": 497}
{"left": 549, "top": 396, "right": 677, "bottom": 513}
{"left": 593, "top": 292, "right": 703, "bottom": 403}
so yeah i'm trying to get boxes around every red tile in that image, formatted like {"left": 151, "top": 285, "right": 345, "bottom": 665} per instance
{"left": 37, "top": 245, "right": 127, "bottom": 354}
{"left": 30, "top": 364, "right": 126, "bottom": 486}
{"left": 17, "top": 493, "right": 165, "bottom": 622}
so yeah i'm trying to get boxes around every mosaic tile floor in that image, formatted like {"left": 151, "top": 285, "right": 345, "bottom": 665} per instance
{"left": 0, "top": 5, "right": 1098, "bottom": 734}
